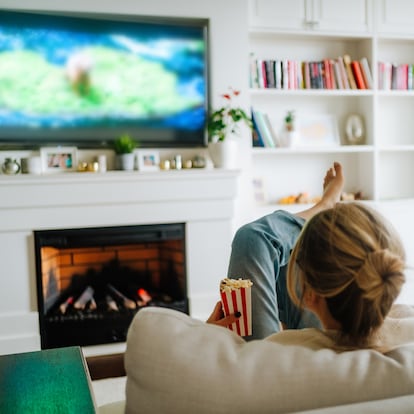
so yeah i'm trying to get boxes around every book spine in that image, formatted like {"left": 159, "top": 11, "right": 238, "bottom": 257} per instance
{"left": 256, "top": 59, "right": 266, "bottom": 88}
{"left": 360, "top": 57, "right": 373, "bottom": 89}
{"left": 329, "top": 60, "right": 337, "bottom": 89}
{"left": 408, "top": 64, "right": 414, "bottom": 90}
{"left": 391, "top": 64, "right": 398, "bottom": 90}
{"left": 400, "top": 64, "right": 409, "bottom": 90}
{"left": 262, "top": 113, "right": 279, "bottom": 147}
{"left": 282, "top": 59, "right": 289, "bottom": 90}
{"left": 343, "top": 54, "right": 357, "bottom": 89}
{"left": 274, "top": 60, "right": 282, "bottom": 89}
{"left": 251, "top": 109, "right": 265, "bottom": 148}
{"left": 318, "top": 61, "right": 324, "bottom": 89}
{"left": 337, "top": 57, "right": 350, "bottom": 89}
{"left": 303, "top": 61, "right": 311, "bottom": 89}
{"left": 255, "top": 110, "right": 275, "bottom": 147}
{"left": 323, "top": 59, "right": 332, "bottom": 89}
{"left": 351, "top": 61, "right": 366, "bottom": 89}
{"left": 265, "top": 60, "right": 275, "bottom": 88}
{"left": 297, "top": 60, "right": 304, "bottom": 89}
{"left": 333, "top": 60, "right": 344, "bottom": 89}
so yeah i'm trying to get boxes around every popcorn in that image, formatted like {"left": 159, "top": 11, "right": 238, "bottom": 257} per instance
{"left": 220, "top": 278, "right": 253, "bottom": 336}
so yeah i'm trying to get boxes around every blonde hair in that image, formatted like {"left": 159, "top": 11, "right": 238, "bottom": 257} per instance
{"left": 287, "top": 202, "right": 406, "bottom": 349}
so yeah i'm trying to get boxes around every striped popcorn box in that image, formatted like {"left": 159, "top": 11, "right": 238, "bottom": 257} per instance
{"left": 220, "top": 278, "right": 253, "bottom": 336}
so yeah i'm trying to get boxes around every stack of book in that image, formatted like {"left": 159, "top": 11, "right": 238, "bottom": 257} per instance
{"left": 251, "top": 109, "right": 279, "bottom": 148}
{"left": 250, "top": 54, "right": 373, "bottom": 90}
{"left": 378, "top": 62, "right": 414, "bottom": 90}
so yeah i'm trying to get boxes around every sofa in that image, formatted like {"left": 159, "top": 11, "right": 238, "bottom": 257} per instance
{"left": 96, "top": 306, "right": 414, "bottom": 413}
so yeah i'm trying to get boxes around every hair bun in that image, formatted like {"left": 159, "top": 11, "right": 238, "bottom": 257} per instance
{"left": 356, "top": 249, "right": 405, "bottom": 302}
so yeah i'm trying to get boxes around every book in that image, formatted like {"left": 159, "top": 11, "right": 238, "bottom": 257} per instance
{"left": 253, "top": 110, "right": 276, "bottom": 147}
{"left": 303, "top": 61, "right": 311, "bottom": 89}
{"left": 257, "top": 59, "right": 267, "bottom": 88}
{"left": 262, "top": 112, "right": 279, "bottom": 146}
{"left": 0, "top": 347, "right": 96, "bottom": 413}
{"left": 329, "top": 59, "right": 337, "bottom": 89}
{"left": 360, "top": 57, "right": 374, "bottom": 89}
{"left": 391, "top": 64, "right": 398, "bottom": 90}
{"left": 251, "top": 109, "right": 266, "bottom": 147}
{"left": 265, "top": 60, "right": 276, "bottom": 88}
{"left": 274, "top": 60, "right": 282, "bottom": 89}
{"left": 337, "top": 56, "right": 350, "bottom": 89}
{"left": 408, "top": 64, "right": 414, "bottom": 90}
{"left": 378, "top": 61, "right": 392, "bottom": 90}
{"left": 323, "top": 59, "right": 333, "bottom": 89}
{"left": 282, "top": 59, "right": 289, "bottom": 89}
{"left": 310, "top": 61, "right": 319, "bottom": 89}
{"left": 351, "top": 61, "right": 366, "bottom": 89}
{"left": 343, "top": 54, "right": 357, "bottom": 89}
{"left": 333, "top": 60, "right": 344, "bottom": 89}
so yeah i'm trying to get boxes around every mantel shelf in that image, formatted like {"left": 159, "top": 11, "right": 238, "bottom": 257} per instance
{"left": 0, "top": 168, "right": 240, "bottom": 186}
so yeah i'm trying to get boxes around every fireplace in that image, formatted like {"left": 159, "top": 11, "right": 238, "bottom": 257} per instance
{"left": 34, "top": 223, "right": 187, "bottom": 349}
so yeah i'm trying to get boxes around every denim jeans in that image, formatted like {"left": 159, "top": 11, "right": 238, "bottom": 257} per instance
{"left": 227, "top": 210, "right": 321, "bottom": 340}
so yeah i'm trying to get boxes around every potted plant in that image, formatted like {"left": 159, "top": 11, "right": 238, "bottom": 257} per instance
{"left": 207, "top": 88, "right": 252, "bottom": 168}
{"left": 284, "top": 110, "right": 295, "bottom": 132}
{"left": 113, "top": 133, "right": 138, "bottom": 171}
{"left": 281, "top": 110, "right": 297, "bottom": 147}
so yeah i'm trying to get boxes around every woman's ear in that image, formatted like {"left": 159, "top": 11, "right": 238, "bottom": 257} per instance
{"left": 304, "top": 288, "right": 320, "bottom": 312}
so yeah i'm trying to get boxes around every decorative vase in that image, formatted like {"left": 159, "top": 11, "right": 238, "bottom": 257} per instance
{"left": 116, "top": 153, "right": 135, "bottom": 171}
{"left": 208, "top": 138, "right": 239, "bottom": 169}
{"left": 2, "top": 158, "right": 21, "bottom": 175}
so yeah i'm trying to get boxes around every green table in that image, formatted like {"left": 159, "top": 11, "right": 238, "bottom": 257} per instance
{"left": 0, "top": 346, "right": 96, "bottom": 413}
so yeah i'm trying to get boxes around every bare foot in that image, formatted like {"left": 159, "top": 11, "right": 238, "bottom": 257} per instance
{"left": 320, "top": 162, "right": 344, "bottom": 209}
{"left": 295, "top": 162, "right": 344, "bottom": 222}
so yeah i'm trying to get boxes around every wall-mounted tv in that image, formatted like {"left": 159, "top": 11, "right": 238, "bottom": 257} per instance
{"left": 0, "top": 9, "right": 209, "bottom": 148}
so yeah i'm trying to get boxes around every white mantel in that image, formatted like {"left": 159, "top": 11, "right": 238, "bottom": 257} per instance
{"left": 0, "top": 169, "right": 240, "bottom": 355}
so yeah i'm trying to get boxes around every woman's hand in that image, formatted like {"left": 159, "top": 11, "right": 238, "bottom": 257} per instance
{"left": 206, "top": 301, "right": 241, "bottom": 327}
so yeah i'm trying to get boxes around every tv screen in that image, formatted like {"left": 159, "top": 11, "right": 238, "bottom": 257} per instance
{"left": 0, "top": 10, "right": 209, "bottom": 148}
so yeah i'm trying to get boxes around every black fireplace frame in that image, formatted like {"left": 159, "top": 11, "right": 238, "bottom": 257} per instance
{"left": 34, "top": 223, "right": 188, "bottom": 349}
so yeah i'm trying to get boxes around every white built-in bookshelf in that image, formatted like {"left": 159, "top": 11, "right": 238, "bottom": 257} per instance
{"left": 248, "top": 0, "right": 414, "bottom": 215}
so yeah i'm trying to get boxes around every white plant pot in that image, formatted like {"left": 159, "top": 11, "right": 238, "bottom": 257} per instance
{"left": 280, "top": 130, "right": 299, "bottom": 148}
{"left": 116, "top": 153, "right": 135, "bottom": 171}
{"left": 208, "top": 139, "right": 239, "bottom": 169}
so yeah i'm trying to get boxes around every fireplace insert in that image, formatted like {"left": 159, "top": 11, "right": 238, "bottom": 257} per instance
{"left": 34, "top": 223, "right": 187, "bottom": 349}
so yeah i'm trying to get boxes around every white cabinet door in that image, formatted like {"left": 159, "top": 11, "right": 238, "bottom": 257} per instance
{"left": 249, "top": 0, "right": 308, "bottom": 30}
{"left": 377, "top": 0, "right": 414, "bottom": 36}
{"left": 314, "top": 0, "right": 372, "bottom": 33}
{"left": 249, "top": 0, "right": 371, "bottom": 33}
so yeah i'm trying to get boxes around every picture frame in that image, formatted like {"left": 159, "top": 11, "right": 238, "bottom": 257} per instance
{"left": 136, "top": 150, "right": 160, "bottom": 171}
{"left": 296, "top": 115, "right": 340, "bottom": 147}
{"left": 40, "top": 147, "right": 77, "bottom": 173}
{"left": 252, "top": 177, "right": 267, "bottom": 205}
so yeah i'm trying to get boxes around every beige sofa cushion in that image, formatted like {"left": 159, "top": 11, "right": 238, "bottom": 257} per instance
{"left": 125, "top": 307, "right": 414, "bottom": 414}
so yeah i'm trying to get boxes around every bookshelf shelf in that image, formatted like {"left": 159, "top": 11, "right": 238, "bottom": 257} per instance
{"left": 252, "top": 145, "right": 374, "bottom": 155}
{"left": 248, "top": 0, "right": 414, "bottom": 208}
{"left": 379, "top": 145, "right": 414, "bottom": 152}
{"left": 250, "top": 88, "right": 374, "bottom": 97}
{"left": 377, "top": 90, "right": 414, "bottom": 97}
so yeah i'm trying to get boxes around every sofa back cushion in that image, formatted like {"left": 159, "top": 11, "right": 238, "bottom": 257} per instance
{"left": 124, "top": 307, "right": 414, "bottom": 414}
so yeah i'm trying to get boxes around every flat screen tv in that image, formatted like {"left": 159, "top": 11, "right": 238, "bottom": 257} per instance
{"left": 0, "top": 9, "right": 209, "bottom": 148}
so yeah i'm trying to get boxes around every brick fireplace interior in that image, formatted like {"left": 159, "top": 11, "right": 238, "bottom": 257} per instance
{"left": 34, "top": 223, "right": 187, "bottom": 349}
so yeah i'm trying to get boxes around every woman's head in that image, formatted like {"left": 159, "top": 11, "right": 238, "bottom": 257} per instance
{"left": 288, "top": 202, "right": 406, "bottom": 348}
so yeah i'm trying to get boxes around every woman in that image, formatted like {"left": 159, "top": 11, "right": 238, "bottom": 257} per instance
{"left": 208, "top": 162, "right": 408, "bottom": 350}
